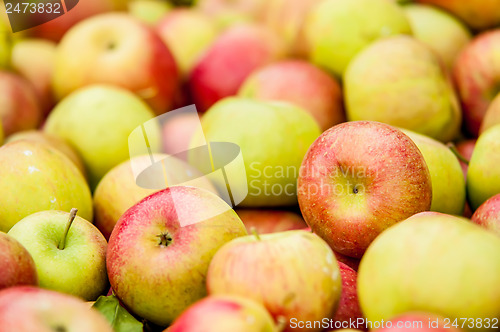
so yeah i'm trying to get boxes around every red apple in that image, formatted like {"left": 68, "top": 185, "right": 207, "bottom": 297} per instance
{"left": 333, "top": 251, "right": 360, "bottom": 272}
{"left": 333, "top": 262, "right": 364, "bottom": 330}
{"left": 471, "top": 193, "right": 500, "bottom": 236}
{"left": 0, "top": 232, "right": 37, "bottom": 290}
{"left": 236, "top": 209, "right": 307, "bottom": 234}
{"left": 162, "top": 110, "right": 201, "bottom": 156}
{"left": 372, "top": 312, "right": 462, "bottom": 331}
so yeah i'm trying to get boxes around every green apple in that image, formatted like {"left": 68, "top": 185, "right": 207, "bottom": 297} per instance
{"left": 0, "top": 140, "right": 92, "bottom": 232}
{"left": 44, "top": 85, "right": 161, "bottom": 189}
{"left": 467, "top": 124, "right": 500, "bottom": 210}
{"left": 128, "top": 0, "right": 172, "bottom": 25}
{"left": 0, "top": 232, "right": 38, "bottom": 290}
{"left": 344, "top": 36, "right": 461, "bottom": 142}
{"left": 305, "top": 0, "right": 411, "bottom": 76}
{"left": 480, "top": 93, "right": 500, "bottom": 134}
{"left": 8, "top": 209, "right": 108, "bottom": 301}
{"left": 402, "top": 129, "right": 465, "bottom": 215}
{"left": 358, "top": 211, "right": 500, "bottom": 324}
{"left": 0, "top": 19, "right": 12, "bottom": 69}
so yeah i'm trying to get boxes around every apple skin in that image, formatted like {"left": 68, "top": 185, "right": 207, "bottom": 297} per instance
{"left": 480, "top": 92, "right": 500, "bottom": 134}
{"left": 372, "top": 312, "right": 462, "bottom": 332}
{"left": 107, "top": 186, "right": 247, "bottom": 326}
{"left": 333, "top": 262, "right": 364, "bottom": 330}
{"left": 238, "top": 60, "right": 344, "bottom": 132}
{"left": 168, "top": 295, "right": 277, "bottom": 332}
{"left": 44, "top": 85, "right": 161, "bottom": 189}
{"left": 236, "top": 209, "right": 307, "bottom": 234}
{"left": 298, "top": 121, "right": 432, "bottom": 258}
{"left": 453, "top": 30, "right": 500, "bottom": 137}
{"left": 304, "top": 0, "right": 411, "bottom": 77}
{"left": 52, "top": 13, "right": 179, "bottom": 115}
{"left": 129, "top": 0, "right": 172, "bottom": 26}
{"left": 455, "top": 139, "right": 476, "bottom": 178}
{"left": 207, "top": 230, "right": 342, "bottom": 332}
{"left": 0, "top": 232, "right": 38, "bottom": 290}
{"left": 471, "top": 193, "right": 500, "bottom": 237}
{"left": 8, "top": 210, "right": 108, "bottom": 301}
{"left": 0, "top": 140, "right": 92, "bottom": 233}
{"left": 344, "top": 36, "right": 461, "bottom": 142}
{"left": 467, "top": 124, "right": 500, "bottom": 210}
{"left": 0, "top": 286, "right": 113, "bottom": 332}
{"left": 403, "top": 4, "right": 471, "bottom": 70}
{"left": 0, "top": 71, "right": 42, "bottom": 137}
{"left": 189, "top": 24, "right": 284, "bottom": 112}
{"left": 162, "top": 111, "right": 201, "bottom": 156}
{"left": 358, "top": 211, "right": 500, "bottom": 325}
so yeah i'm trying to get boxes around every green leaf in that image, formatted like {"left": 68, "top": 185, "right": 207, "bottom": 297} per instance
{"left": 92, "top": 294, "right": 143, "bottom": 332}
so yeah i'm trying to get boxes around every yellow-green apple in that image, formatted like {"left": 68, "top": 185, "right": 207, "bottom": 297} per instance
{"left": 471, "top": 193, "right": 500, "bottom": 236}
{"left": 455, "top": 139, "right": 476, "bottom": 178}
{"left": 129, "top": 0, "right": 172, "bottom": 25}
{"left": 52, "top": 13, "right": 179, "bottom": 115}
{"left": 0, "top": 286, "right": 113, "bottom": 332}
{"left": 333, "top": 262, "right": 364, "bottom": 330}
{"left": 402, "top": 129, "right": 465, "bottom": 215}
{"left": 162, "top": 111, "right": 201, "bottom": 156}
{"left": 207, "top": 230, "right": 342, "bottom": 332}
{"left": 44, "top": 85, "right": 161, "bottom": 189}
{"left": 192, "top": 97, "right": 320, "bottom": 206}
{"left": 0, "top": 140, "right": 92, "bottom": 232}
{"left": 305, "top": 0, "right": 411, "bottom": 77}
{"left": 298, "top": 121, "right": 432, "bottom": 258}
{"left": 480, "top": 93, "right": 500, "bottom": 134}
{"left": 403, "top": 4, "right": 471, "bottom": 70}
{"left": 236, "top": 209, "right": 307, "bottom": 234}
{"left": 453, "top": 30, "right": 500, "bottom": 137}
{"left": 372, "top": 312, "right": 463, "bottom": 331}
{"left": 467, "top": 124, "right": 500, "bottom": 210}
{"left": 0, "top": 71, "right": 42, "bottom": 137}
{"left": 0, "top": 232, "right": 38, "bottom": 290}
{"left": 345, "top": 36, "right": 461, "bottom": 142}
{"left": 195, "top": 0, "right": 268, "bottom": 22}
{"left": 107, "top": 186, "right": 247, "bottom": 326}
{"left": 156, "top": 9, "right": 218, "bottom": 77}
{"left": 238, "top": 60, "right": 344, "bottom": 132}
{"left": 168, "top": 295, "right": 278, "bottom": 332}
{"left": 358, "top": 212, "right": 500, "bottom": 324}
{"left": 189, "top": 24, "right": 284, "bottom": 112}
{"left": 416, "top": 0, "right": 500, "bottom": 31}
{"left": 11, "top": 38, "right": 56, "bottom": 115}
{"left": 8, "top": 210, "right": 108, "bottom": 301}
{"left": 0, "top": 19, "right": 11, "bottom": 69}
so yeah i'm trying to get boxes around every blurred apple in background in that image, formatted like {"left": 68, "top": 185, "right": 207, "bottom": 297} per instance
{"left": 44, "top": 85, "right": 160, "bottom": 189}
{"left": 107, "top": 186, "right": 247, "bottom": 326}
{"left": 467, "top": 124, "right": 500, "bottom": 210}
{"left": 0, "top": 287, "right": 113, "bottom": 332}
{"left": 0, "top": 119, "right": 3, "bottom": 145}
{"left": 0, "top": 71, "right": 42, "bottom": 137}
{"left": 189, "top": 24, "right": 284, "bottom": 112}
{"left": 455, "top": 138, "right": 476, "bottom": 178}
{"left": 345, "top": 36, "right": 461, "bottom": 142}
{"left": 298, "top": 121, "right": 432, "bottom": 258}
{"left": 372, "top": 312, "right": 463, "bottom": 332}
{"left": 207, "top": 230, "right": 342, "bottom": 332}
{"left": 403, "top": 4, "right": 471, "bottom": 70}
{"left": 453, "top": 30, "right": 500, "bottom": 137}
{"left": 0, "top": 19, "right": 11, "bottom": 69}
{"left": 195, "top": 0, "right": 268, "bottom": 22}
{"left": 480, "top": 92, "right": 500, "bottom": 133}
{"left": 162, "top": 111, "right": 200, "bottom": 156}
{"left": 305, "top": 0, "right": 411, "bottom": 77}
{"left": 8, "top": 210, "right": 108, "bottom": 301}
{"left": 129, "top": 0, "right": 172, "bottom": 25}
{"left": 0, "top": 140, "right": 92, "bottom": 232}
{"left": 168, "top": 295, "right": 277, "bottom": 332}
{"left": 358, "top": 212, "right": 500, "bottom": 325}
{"left": 236, "top": 209, "right": 306, "bottom": 234}
{"left": 0, "top": 232, "right": 38, "bottom": 290}
{"left": 52, "top": 13, "right": 179, "bottom": 115}
{"left": 239, "top": 60, "right": 344, "bottom": 132}
{"left": 333, "top": 262, "right": 364, "bottom": 330}
{"left": 471, "top": 193, "right": 500, "bottom": 237}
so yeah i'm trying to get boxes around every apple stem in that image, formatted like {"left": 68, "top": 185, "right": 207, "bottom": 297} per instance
{"left": 58, "top": 208, "right": 78, "bottom": 250}
{"left": 250, "top": 227, "right": 261, "bottom": 241}
{"left": 276, "top": 316, "right": 287, "bottom": 332}
{"left": 447, "top": 142, "right": 469, "bottom": 165}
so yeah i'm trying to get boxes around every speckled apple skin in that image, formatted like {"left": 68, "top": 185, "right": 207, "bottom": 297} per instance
{"left": 472, "top": 193, "right": 500, "bottom": 236}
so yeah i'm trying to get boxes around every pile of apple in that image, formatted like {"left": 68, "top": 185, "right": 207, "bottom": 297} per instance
{"left": 2, "top": 0, "right": 500, "bottom": 331}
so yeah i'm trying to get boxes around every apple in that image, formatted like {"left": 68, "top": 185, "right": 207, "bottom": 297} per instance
{"left": 0, "top": 19, "right": 11, "bottom": 69}
{"left": 44, "top": 85, "right": 161, "bottom": 189}
{"left": 455, "top": 139, "right": 476, "bottom": 178}
{"left": 236, "top": 209, "right": 307, "bottom": 234}
{"left": 453, "top": 30, "right": 500, "bottom": 137}
{"left": 52, "top": 13, "right": 179, "bottom": 115}
{"left": 207, "top": 230, "right": 342, "bottom": 332}
{"left": 402, "top": 129, "right": 465, "bottom": 215}
{"left": 304, "top": 0, "right": 411, "bottom": 76}
{"left": 129, "top": 0, "right": 172, "bottom": 26}
{"left": 156, "top": 9, "right": 218, "bottom": 77}
{"left": 0, "top": 119, "right": 3, "bottom": 146}
{"left": 189, "top": 24, "right": 284, "bottom": 112}
{"left": 0, "top": 140, "right": 92, "bottom": 232}
{"left": 298, "top": 121, "right": 432, "bottom": 258}
{"left": 8, "top": 209, "right": 108, "bottom": 301}
{"left": 195, "top": 0, "right": 268, "bottom": 22}
{"left": 471, "top": 193, "right": 500, "bottom": 236}
{"left": 480, "top": 92, "right": 500, "bottom": 134}
{"left": 0, "top": 71, "right": 42, "bottom": 137}
{"left": 333, "top": 251, "right": 360, "bottom": 272}
{"left": 191, "top": 97, "right": 320, "bottom": 207}
{"left": 0, "top": 286, "right": 113, "bottom": 332}
{"left": 162, "top": 111, "right": 201, "bottom": 156}
{"left": 238, "top": 60, "right": 344, "bottom": 132}
{"left": 168, "top": 295, "right": 277, "bottom": 332}
{"left": 358, "top": 212, "right": 500, "bottom": 324}
{"left": 0, "top": 232, "right": 38, "bottom": 290}
{"left": 403, "top": 4, "right": 471, "bottom": 70}
{"left": 372, "top": 312, "right": 462, "bottom": 331}
{"left": 467, "top": 124, "right": 500, "bottom": 210}
{"left": 333, "top": 262, "right": 364, "bottom": 330}
{"left": 416, "top": 0, "right": 500, "bottom": 31}
{"left": 345, "top": 36, "right": 461, "bottom": 142}
{"left": 107, "top": 186, "right": 247, "bottom": 326}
